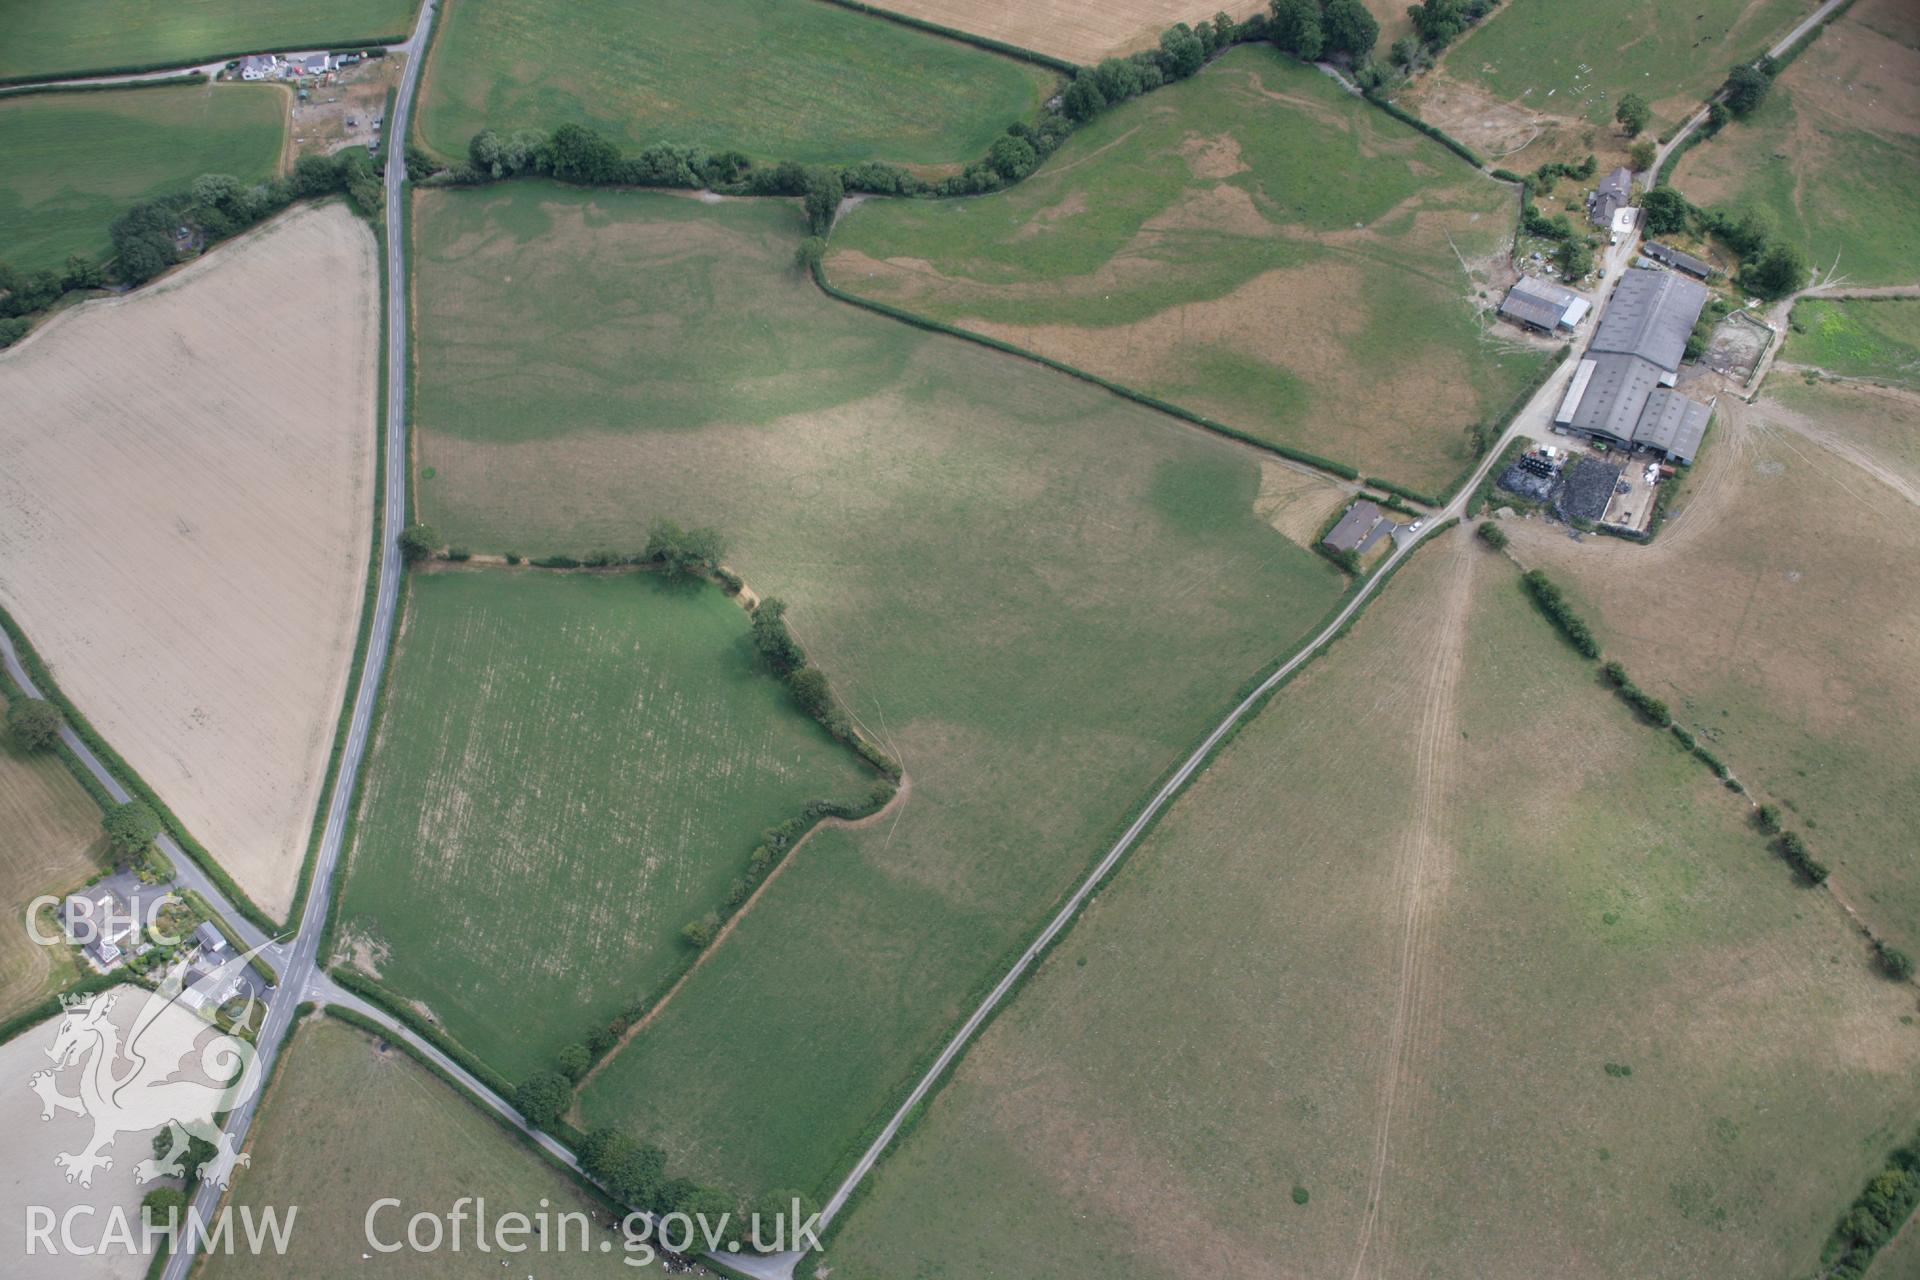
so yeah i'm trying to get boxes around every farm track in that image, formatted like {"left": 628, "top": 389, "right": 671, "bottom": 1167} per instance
{"left": 1346, "top": 535, "right": 1472, "bottom": 1280}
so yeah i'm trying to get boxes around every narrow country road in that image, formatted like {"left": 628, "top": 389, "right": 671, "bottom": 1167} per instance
{"left": 1650, "top": 0, "right": 1854, "bottom": 179}
{"left": 156, "top": 2, "right": 436, "bottom": 1276}
{"left": 0, "top": 627, "right": 281, "bottom": 963}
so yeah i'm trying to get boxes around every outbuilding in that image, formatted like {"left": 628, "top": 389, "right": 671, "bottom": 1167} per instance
{"left": 1499, "top": 275, "right": 1591, "bottom": 333}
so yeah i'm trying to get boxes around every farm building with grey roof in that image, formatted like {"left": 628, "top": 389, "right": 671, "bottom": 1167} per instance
{"left": 1555, "top": 269, "right": 1714, "bottom": 465}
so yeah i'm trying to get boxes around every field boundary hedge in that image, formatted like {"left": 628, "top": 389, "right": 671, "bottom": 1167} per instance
{"left": 810, "top": 262, "right": 1364, "bottom": 480}
{"left": 327, "top": 966, "right": 516, "bottom": 1098}
{"left": 811, "top": 0, "right": 1077, "bottom": 73}
{"left": 816, "top": 519, "right": 1462, "bottom": 1240}
{"left": 0, "top": 970, "right": 119, "bottom": 1049}
{"left": 1449, "top": 343, "right": 1571, "bottom": 509}
{"left": 0, "top": 72, "right": 208, "bottom": 99}
{"left": 0, "top": 606, "right": 277, "bottom": 933}
{"left": 1361, "top": 89, "right": 1485, "bottom": 168}
{"left": 0, "top": 38, "right": 404, "bottom": 89}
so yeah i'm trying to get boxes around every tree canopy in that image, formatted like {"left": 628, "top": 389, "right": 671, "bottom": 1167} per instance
{"left": 6, "top": 698, "right": 62, "bottom": 752}
{"left": 104, "top": 801, "right": 162, "bottom": 858}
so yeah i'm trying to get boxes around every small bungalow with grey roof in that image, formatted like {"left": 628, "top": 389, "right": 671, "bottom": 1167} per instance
{"left": 1322, "top": 500, "right": 1386, "bottom": 554}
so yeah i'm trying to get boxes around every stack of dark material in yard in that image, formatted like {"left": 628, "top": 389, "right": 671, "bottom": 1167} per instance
{"left": 1553, "top": 455, "right": 1624, "bottom": 523}
{"left": 1496, "top": 457, "right": 1556, "bottom": 503}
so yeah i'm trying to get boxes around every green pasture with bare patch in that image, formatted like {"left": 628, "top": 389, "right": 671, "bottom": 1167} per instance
{"left": 410, "top": 182, "right": 1347, "bottom": 1198}
{"left": 829, "top": 45, "right": 1543, "bottom": 495}
{"left": 334, "top": 568, "right": 873, "bottom": 1080}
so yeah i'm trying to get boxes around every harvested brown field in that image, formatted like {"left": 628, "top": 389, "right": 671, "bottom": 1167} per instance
{"left": 1505, "top": 387, "right": 1920, "bottom": 951}
{"left": 1255, "top": 459, "right": 1355, "bottom": 543}
{"left": 871, "top": 0, "right": 1270, "bottom": 65}
{"left": 1398, "top": 74, "right": 1631, "bottom": 173}
{"left": 0, "top": 691, "right": 102, "bottom": 1022}
{"left": 0, "top": 205, "right": 379, "bottom": 920}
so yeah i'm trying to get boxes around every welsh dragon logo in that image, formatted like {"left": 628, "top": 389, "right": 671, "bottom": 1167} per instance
{"left": 30, "top": 944, "right": 270, "bottom": 1190}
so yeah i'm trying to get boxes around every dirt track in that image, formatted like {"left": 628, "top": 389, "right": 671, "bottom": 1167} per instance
{"left": 0, "top": 204, "right": 378, "bottom": 918}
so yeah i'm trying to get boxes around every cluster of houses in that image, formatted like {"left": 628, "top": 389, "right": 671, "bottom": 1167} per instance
{"left": 58, "top": 882, "right": 251, "bottom": 1015}
{"left": 237, "top": 50, "right": 360, "bottom": 81}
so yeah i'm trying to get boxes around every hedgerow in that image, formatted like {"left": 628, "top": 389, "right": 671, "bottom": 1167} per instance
{"left": 1519, "top": 570, "right": 1599, "bottom": 658}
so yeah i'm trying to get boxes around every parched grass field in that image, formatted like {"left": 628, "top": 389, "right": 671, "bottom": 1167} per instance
{"left": 0, "top": 204, "right": 378, "bottom": 920}
{"left": 336, "top": 569, "right": 874, "bottom": 1080}
{"left": 0, "top": 986, "right": 227, "bottom": 1280}
{"left": 0, "top": 83, "right": 285, "bottom": 273}
{"left": 0, "top": 690, "right": 101, "bottom": 1023}
{"left": 829, "top": 47, "right": 1545, "bottom": 495}
{"left": 202, "top": 1016, "right": 656, "bottom": 1278}
{"left": 1507, "top": 385, "right": 1920, "bottom": 953}
{"left": 1671, "top": 0, "right": 1920, "bottom": 287}
{"left": 865, "top": 0, "right": 1268, "bottom": 65}
{"left": 0, "top": 0, "right": 415, "bottom": 82}
{"left": 411, "top": 183, "right": 1347, "bottom": 1197}
{"left": 414, "top": 0, "right": 1055, "bottom": 166}
{"left": 1785, "top": 298, "right": 1920, "bottom": 388}
{"left": 824, "top": 533, "right": 1920, "bottom": 1280}
{"left": 1436, "top": 0, "right": 1815, "bottom": 129}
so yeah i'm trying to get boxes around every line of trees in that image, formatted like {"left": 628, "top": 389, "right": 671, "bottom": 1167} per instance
{"left": 1775, "top": 829, "right": 1828, "bottom": 884}
{"left": 0, "top": 148, "right": 383, "bottom": 348}
{"left": 1269, "top": 0, "right": 1379, "bottom": 64}
{"left": 1821, "top": 1132, "right": 1920, "bottom": 1278}
{"left": 577, "top": 1127, "right": 822, "bottom": 1257}
{"left": 1520, "top": 570, "right": 1599, "bottom": 658}
{"left": 1393, "top": 0, "right": 1499, "bottom": 74}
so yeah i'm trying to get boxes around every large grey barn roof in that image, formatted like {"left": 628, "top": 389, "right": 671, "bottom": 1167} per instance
{"left": 1588, "top": 268, "right": 1708, "bottom": 374}
{"left": 1567, "top": 352, "right": 1665, "bottom": 442}
{"left": 1632, "top": 389, "right": 1711, "bottom": 462}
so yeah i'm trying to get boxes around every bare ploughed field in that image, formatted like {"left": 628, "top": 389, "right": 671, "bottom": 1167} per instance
{"left": 0, "top": 204, "right": 378, "bottom": 920}
{"left": 872, "top": 0, "right": 1270, "bottom": 64}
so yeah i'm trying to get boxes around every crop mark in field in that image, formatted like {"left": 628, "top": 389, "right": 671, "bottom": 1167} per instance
{"left": 1347, "top": 535, "right": 1474, "bottom": 1280}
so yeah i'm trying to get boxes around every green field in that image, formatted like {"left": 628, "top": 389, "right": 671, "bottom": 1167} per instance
{"left": 0, "top": 0, "right": 415, "bottom": 81}
{"left": 203, "top": 1015, "right": 660, "bottom": 1277}
{"left": 0, "top": 690, "right": 101, "bottom": 1022}
{"left": 336, "top": 569, "right": 874, "bottom": 1080}
{"left": 824, "top": 534, "right": 1920, "bottom": 1280}
{"left": 1441, "top": 0, "right": 1814, "bottom": 128}
{"left": 411, "top": 182, "right": 1347, "bottom": 1198}
{"left": 414, "top": 0, "right": 1054, "bottom": 166}
{"left": 830, "top": 47, "right": 1543, "bottom": 495}
{"left": 1785, "top": 299, "right": 1920, "bottom": 388}
{"left": 0, "top": 83, "right": 285, "bottom": 273}
{"left": 1670, "top": 0, "right": 1920, "bottom": 286}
